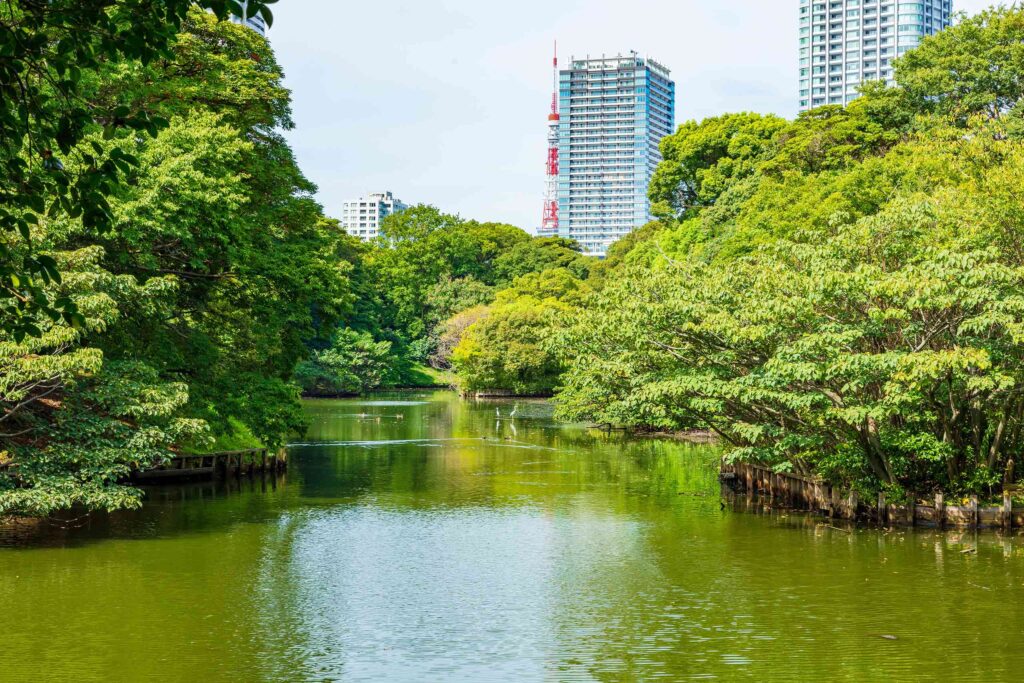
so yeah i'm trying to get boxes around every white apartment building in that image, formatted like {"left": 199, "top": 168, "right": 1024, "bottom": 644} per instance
{"left": 799, "top": 0, "right": 952, "bottom": 111}
{"left": 340, "top": 192, "right": 409, "bottom": 240}
{"left": 557, "top": 53, "right": 675, "bottom": 257}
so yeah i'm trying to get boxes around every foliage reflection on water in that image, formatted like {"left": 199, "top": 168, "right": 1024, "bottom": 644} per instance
{"left": 1, "top": 391, "right": 1023, "bottom": 681}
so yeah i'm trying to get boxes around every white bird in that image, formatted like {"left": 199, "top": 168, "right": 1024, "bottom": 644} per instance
{"left": 510, "top": 404, "right": 519, "bottom": 418}
{"left": 496, "top": 407, "right": 501, "bottom": 417}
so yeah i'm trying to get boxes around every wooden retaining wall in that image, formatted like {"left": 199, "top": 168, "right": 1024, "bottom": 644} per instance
{"left": 133, "top": 448, "right": 287, "bottom": 483}
{"left": 721, "top": 461, "right": 1021, "bottom": 530}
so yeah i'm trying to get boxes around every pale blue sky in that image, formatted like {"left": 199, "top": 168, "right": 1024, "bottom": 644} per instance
{"left": 269, "top": 0, "right": 995, "bottom": 232}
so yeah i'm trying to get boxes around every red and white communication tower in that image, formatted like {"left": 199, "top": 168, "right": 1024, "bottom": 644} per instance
{"left": 539, "top": 42, "right": 560, "bottom": 236}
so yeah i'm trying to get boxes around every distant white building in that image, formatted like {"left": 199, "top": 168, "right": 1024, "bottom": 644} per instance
{"left": 341, "top": 192, "right": 409, "bottom": 240}
{"left": 231, "top": 1, "right": 267, "bottom": 36}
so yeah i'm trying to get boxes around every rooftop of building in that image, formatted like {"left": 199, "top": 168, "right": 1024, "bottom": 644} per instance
{"left": 567, "top": 53, "right": 671, "bottom": 78}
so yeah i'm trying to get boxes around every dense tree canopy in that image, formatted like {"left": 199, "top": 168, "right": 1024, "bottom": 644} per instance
{"left": 12, "top": 2, "right": 1024, "bottom": 517}
{"left": 324, "top": 207, "right": 593, "bottom": 389}
{"left": 452, "top": 296, "right": 570, "bottom": 397}
{"left": 884, "top": 7, "right": 1024, "bottom": 125}
{"left": 554, "top": 6, "right": 1024, "bottom": 497}
{"left": 0, "top": 0, "right": 277, "bottom": 341}
{"left": 448, "top": 266, "right": 591, "bottom": 395}
{"left": 2, "top": 9, "right": 348, "bottom": 516}
{"left": 648, "top": 112, "right": 786, "bottom": 217}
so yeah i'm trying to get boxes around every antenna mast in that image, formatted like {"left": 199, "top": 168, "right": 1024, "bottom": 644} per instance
{"left": 539, "top": 41, "right": 560, "bottom": 236}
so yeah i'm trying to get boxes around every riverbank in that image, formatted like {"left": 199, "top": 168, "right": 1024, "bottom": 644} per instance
{"left": 133, "top": 448, "right": 287, "bottom": 483}
{"left": 627, "top": 428, "right": 718, "bottom": 444}
{"left": 722, "top": 461, "right": 1024, "bottom": 531}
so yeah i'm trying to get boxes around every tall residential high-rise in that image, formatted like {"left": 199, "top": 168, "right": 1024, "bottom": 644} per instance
{"left": 231, "top": 0, "right": 268, "bottom": 36}
{"left": 340, "top": 192, "right": 408, "bottom": 240}
{"left": 799, "top": 0, "right": 952, "bottom": 112}
{"left": 556, "top": 53, "right": 675, "bottom": 257}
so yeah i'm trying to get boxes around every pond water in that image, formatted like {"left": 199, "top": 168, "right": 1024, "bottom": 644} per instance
{"left": 2, "top": 391, "right": 1024, "bottom": 681}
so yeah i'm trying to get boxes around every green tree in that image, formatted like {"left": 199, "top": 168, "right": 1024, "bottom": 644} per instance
{"left": 2, "top": 8, "right": 352, "bottom": 517}
{"left": 648, "top": 112, "right": 786, "bottom": 217}
{"left": 450, "top": 268, "right": 589, "bottom": 395}
{"left": 887, "top": 7, "right": 1024, "bottom": 125}
{"left": 362, "top": 207, "right": 561, "bottom": 362}
{"left": 555, "top": 7, "right": 1024, "bottom": 495}
{"left": 424, "top": 276, "right": 495, "bottom": 332}
{"left": 73, "top": 11, "right": 349, "bottom": 445}
{"left": 294, "top": 329, "right": 395, "bottom": 397}
{"left": 491, "top": 237, "right": 591, "bottom": 286}
{"left": 558, "top": 185, "right": 1024, "bottom": 493}
{"left": 431, "top": 304, "right": 489, "bottom": 371}
{"left": 452, "top": 296, "right": 569, "bottom": 396}
{"left": 369, "top": 206, "right": 481, "bottom": 341}
{"left": 0, "top": 0, "right": 277, "bottom": 340}
{"left": 1, "top": 246, "right": 207, "bottom": 515}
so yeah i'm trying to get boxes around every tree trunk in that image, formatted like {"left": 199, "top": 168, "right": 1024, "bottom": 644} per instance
{"left": 857, "top": 420, "right": 893, "bottom": 485}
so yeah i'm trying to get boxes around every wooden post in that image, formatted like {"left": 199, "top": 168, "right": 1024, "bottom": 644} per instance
{"left": 1002, "top": 491, "right": 1013, "bottom": 531}
{"left": 877, "top": 492, "right": 887, "bottom": 526}
{"left": 745, "top": 465, "right": 753, "bottom": 497}
{"left": 969, "top": 494, "right": 979, "bottom": 529}
{"left": 848, "top": 490, "right": 859, "bottom": 521}
{"left": 935, "top": 492, "right": 946, "bottom": 530}
{"left": 261, "top": 449, "right": 268, "bottom": 472}
{"left": 906, "top": 493, "right": 916, "bottom": 527}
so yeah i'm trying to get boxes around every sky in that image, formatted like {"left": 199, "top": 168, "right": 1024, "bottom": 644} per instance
{"left": 269, "top": 0, "right": 995, "bottom": 233}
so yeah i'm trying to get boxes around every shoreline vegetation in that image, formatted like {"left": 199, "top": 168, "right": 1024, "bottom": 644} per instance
{"left": 1, "top": 5, "right": 586, "bottom": 518}
{"left": 2, "top": 5, "right": 331, "bottom": 517}
{"left": 542, "top": 8, "right": 1024, "bottom": 506}
{"left": 431, "top": 6, "right": 1024, "bottom": 513}
{"left": 7, "top": 4, "right": 1024, "bottom": 519}
{"left": 299, "top": 365, "right": 455, "bottom": 398}
{"left": 722, "top": 460, "right": 1024, "bottom": 530}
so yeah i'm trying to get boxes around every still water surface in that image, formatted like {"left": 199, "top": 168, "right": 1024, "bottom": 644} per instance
{"left": 3, "top": 392, "right": 1024, "bottom": 681}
